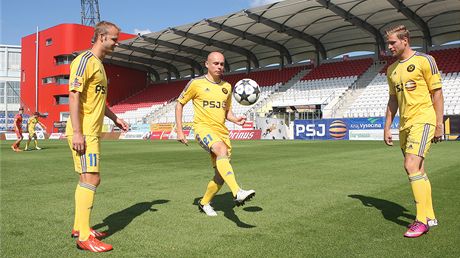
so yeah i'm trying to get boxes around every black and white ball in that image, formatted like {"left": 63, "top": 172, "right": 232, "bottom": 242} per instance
{"left": 233, "top": 79, "right": 260, "bottom": 106}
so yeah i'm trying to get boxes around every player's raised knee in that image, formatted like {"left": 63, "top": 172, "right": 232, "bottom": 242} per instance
{"left": 211, "top": 142, "right": 228, "bottom": 157}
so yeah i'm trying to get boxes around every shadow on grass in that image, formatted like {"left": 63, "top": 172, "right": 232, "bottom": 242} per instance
{"left": 348, "top": 194, "right": 415, "bottom": 227}
{"left": 193, "top": 192, "right": 261, "bottom": 228}
{"left": 93, "top": 199, "right": 169, "bottom": 238}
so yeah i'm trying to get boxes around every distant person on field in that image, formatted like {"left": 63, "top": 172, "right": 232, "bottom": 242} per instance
{"left": 25, "top": 112, "right": 47, "bottom": 150}
{"left": 383, "top": 25, "right": 444, "bottom": 238}
{"left": 175, "top": 51, "right": 255, "bottom": 217}
{"left": 11, "top": 107, "right": 24, "bottom": 152}
{"left": 66, "top": 21, "right": 129, "bottom": 252}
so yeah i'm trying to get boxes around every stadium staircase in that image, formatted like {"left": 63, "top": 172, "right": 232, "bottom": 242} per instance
{"left": 246, "top": 67, "right": 312, "bottom": 119}
{"left": 325, "top": 60, "right": 387, "bottom": 118}
{"left": 276, "top": 67, "right": 312, "bottom": 92}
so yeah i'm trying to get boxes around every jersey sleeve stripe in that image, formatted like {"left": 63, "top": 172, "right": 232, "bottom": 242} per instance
{"left": 182, "top": 78, "right": 194, "bottom": 92}
{"left": 427, "top": 55, "right": 438, "bottom": 75}
{"left": 178, "top": 78, "right": 195, "bottom": 101}
{"left": 415, "top": 52, "right": 438, "bottom": 75}
{"left": 76, "top": 51, "right": 93, "bottom": 77}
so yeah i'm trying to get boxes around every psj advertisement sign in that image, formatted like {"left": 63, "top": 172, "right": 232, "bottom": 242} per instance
{"left": 295, "top": 117, "right": 400, "bottom": 141}
{"left": 294, "top": 119, "right": 349, "bottom": 140}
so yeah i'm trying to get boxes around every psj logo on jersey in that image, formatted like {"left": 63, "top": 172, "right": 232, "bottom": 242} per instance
{"left": 203, "top": 100, "right": 226, "bottom": 108}
{"left": 95, "top": 85, "right": 106, "bottom": 94}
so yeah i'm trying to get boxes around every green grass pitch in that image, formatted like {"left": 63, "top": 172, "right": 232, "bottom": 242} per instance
{"left": 1, "top": 139, "right": 459, "bottom": 257}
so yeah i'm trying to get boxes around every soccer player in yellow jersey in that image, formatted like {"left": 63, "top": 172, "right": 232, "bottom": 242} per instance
{"left": 175, "top": 52, "right": 255, "bottom": 216}
{"left": 66, "top": 21, "right": 129, "bottom": 252}
{"left": 383, "top": 25, "right": 444, "bottom": 238}
{"left": 24, "top": 112, "right": 46, "bottom": 150}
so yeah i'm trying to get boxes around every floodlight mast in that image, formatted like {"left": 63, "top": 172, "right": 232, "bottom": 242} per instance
{"left": 81, "top": 0, "right": 101, "bottom": 26}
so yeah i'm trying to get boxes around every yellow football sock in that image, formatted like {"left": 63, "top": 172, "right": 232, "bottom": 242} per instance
{"left": 73, "top": 184, "right": 79, "bottom": 231}
{"left": 34, "top": 139, "right": 39, "bottom": 147}
{"left": 25, "top": 141, "right": 29, "bottom": 149}
{"left": 216, "top": 157, "right": 240, "bottom": 196}
{"left": 409, "top": 172, "right": 427, "bottom": 224}
{"left": 201, "top": 180, "right": 222, "bottom": 205}
{"left": 424, "top": 174, "right": 436, "bottom": 220}
{"left": 75, "top": 182, "right": 96, "bottom": 241}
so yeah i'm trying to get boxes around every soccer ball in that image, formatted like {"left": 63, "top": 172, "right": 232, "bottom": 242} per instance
{"left": 233, "top": 79, "right": 260, "bottom": 106}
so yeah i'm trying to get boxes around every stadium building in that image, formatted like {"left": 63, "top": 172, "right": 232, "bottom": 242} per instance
{"left": 18, "top": 0, "right": 460, "bottom": 139}
{"left": 0, "top": 44, "right": 22, "bottom": 132}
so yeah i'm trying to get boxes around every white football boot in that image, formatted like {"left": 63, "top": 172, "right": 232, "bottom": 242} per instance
{"left": 234, "top": 189, "right": 255, "bottom": 206}
{"left": 198, "top": 201, "right": 217, "bottom": 216}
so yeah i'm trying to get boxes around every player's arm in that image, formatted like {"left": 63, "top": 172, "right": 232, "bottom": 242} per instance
{"left": 226, "top": 109, "right": 246, "bottom": 126}
{"left": 175, "top": 101, "right": 188, "bottom": 145}
{"left": 69, "top": 90, "right": 85, "bottom": 154}
{"left": 105, "top": 105, "right": 129, "bottom": 132}
{"left": 431, "top": 88, "right": 444, "bottom": 143}
{"left": 175, "top": 81, "right": 195, "bottom": 145}
{"left": 423, "top": 56, "right": 444, "bottom": 143}
{"left": 384, "top": 94, "right": 398, "bottom": 146}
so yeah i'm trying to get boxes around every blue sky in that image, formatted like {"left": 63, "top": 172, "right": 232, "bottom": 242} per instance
{"left": 0, "top": 0, "right": 279, "bottom": 45}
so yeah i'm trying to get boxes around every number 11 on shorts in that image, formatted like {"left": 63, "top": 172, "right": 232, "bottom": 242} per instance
{"left": 88, "top": 153, "right": 97, "bottom": 167}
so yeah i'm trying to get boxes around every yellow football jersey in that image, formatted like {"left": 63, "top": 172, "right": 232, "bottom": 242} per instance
{"left": 177, "top": 76, "right": 232, "bottom": 134}
{"left": 28, "top": 117, "right": 38, "bottom": 131}
{"left": 387, "top": 52, "right": 442, "bottom": 130}
{"left": 65, "top": 51, "right": 107, "bottom": 136}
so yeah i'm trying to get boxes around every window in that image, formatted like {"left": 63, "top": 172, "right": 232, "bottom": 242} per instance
{"left": 55, "top": 55, "right": 74, "bottom": 65}
{"left": 56, "top": 75, "right": 69, "bottom": 85}
{"left": 8, "top": 52, "right": 21, "bottom": 71}
{"left": 55, "top": 95, "right": 69, "bottom": 105}
{"left": 1, "top": 81, "right": 20, "bottom": 104}
{"left": 42, "top": 77, "right": 54, "bottom": 84}
{"left": 45, "top": 38, "right": 53, "bottom": 46}
{"left": 0, "top": 82, "right": 4, "bottom": 104}
{"left": 60, "top": 112, "right": 70, "bottom": 121}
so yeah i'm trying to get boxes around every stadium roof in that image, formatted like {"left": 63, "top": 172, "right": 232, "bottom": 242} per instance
{"left": 106, "top": 0, "right": 460, "bottom": 81}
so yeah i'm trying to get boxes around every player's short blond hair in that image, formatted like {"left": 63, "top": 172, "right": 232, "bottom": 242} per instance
{"left": 92, "top": 21, "right": 121, "bottom": 43}
{"left": 385, "top": 25, "right": 410, "bottom": 43}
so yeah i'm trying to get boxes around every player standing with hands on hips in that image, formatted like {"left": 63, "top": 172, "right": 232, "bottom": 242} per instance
{"left": 383, "top": 25, "right": 444, "bottom": 238}
{"left": 175, "top": 51, "right": 255, "bottom": 217}
{"left": 24, "top": 112, "right": 46, "bottom": 151}
{"left": 66, "top": 21, "right": 129, "bottom": 252}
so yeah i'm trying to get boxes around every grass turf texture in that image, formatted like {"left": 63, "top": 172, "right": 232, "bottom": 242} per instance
{"left": 1, "top": 140, "right": 459, "bottom": 257}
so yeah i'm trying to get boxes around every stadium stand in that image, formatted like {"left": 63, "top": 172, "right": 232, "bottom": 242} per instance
{"left": 301, "top": 58, "right": 373, "bottom": 80}
{"left": 108, "top": 80, "right": 187, "bottom": 123}
{"left": 0, "top": 113, "right": 29, "bottom": 131}
{"left": 266, "top": 58, "right": 373, "bottom": 115}
{"left": 109, "top": 65, "right": 307, "bottom": 125}
{"left": 273, "top": 76, "right": 356, "bottom": 106}
{"left": 106, "top": 48, "right": 459, "bottom": 125}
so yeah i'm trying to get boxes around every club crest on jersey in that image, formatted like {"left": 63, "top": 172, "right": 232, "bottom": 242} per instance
{"left": 222, "top": 88, "right": 228, "bottom": 94}
{"left": 407, "top": 64, "right": 415, "bottom": 72}
{"left": 71, "top": 78, "right": 81, "bottom": 88}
